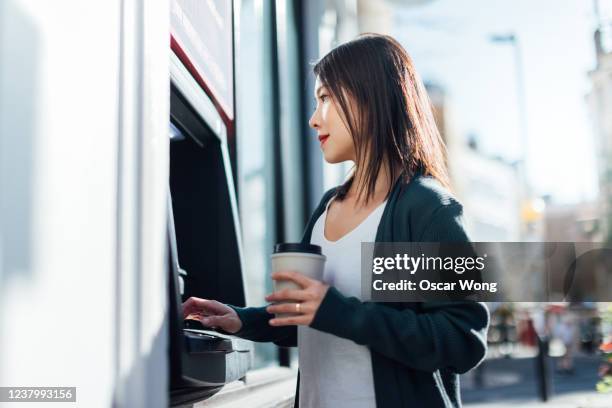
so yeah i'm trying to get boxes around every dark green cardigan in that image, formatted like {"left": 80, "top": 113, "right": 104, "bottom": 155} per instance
{"left": 228, "top": 172, "right": 490, "bottom": 407}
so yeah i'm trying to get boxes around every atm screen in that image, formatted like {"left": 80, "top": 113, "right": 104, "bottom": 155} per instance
{"left": 167, "top": 82, "right": 250, "bottom": 406}
{"left": 169, "top": 83, "right": 245, "bottom": 306}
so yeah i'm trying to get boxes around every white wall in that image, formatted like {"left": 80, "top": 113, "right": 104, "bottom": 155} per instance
{"left": 0, "top": 1, "right": 169, "bottom": 406}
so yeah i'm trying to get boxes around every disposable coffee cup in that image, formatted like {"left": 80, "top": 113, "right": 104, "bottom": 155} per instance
{"left": 271, "top": 243, "right": 326, "bottom": 318}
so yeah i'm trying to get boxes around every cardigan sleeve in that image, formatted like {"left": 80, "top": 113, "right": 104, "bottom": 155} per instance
{"left": 309, "top": 202, "right": 490, "bottom": 374}
{"left": 222, "top": 304, "right": 297, "bottom": 347}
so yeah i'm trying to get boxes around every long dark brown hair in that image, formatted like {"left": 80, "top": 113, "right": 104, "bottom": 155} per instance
{"left": 313, "top": 33, "right": 451, "bottom": 204}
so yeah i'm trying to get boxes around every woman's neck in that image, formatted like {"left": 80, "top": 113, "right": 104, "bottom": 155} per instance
{"left": 347, "top": 163, "right": 400, "bottom": 205}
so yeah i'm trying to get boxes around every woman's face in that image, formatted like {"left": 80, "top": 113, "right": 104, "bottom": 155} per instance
{"left": 308, "top": 78, "right": 355, "bottom": 163}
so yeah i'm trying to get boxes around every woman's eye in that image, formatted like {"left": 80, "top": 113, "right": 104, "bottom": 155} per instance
{"left": 313, "top": 94, "right": 329, "bottom": 109}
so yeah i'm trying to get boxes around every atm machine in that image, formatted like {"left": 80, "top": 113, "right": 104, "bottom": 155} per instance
{"left": 166, "top": 1, "right": 252, "bottom": 405}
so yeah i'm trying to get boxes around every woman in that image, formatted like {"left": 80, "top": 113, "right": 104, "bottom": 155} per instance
{"left": 182, "top": 33, "right": 489, "bottom": 408}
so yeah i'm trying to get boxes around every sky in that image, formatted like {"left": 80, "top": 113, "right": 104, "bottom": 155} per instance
{"left": 392, "top": 0, "right": 611, "bottom": 204}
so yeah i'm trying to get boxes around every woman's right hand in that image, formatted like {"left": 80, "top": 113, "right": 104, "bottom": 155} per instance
{"left": 182, "top": 297, "right": 243, "bottom": 334}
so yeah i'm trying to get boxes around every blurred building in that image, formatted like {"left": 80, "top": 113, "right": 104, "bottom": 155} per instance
{"left": 543, "top": 201, "right": 601, "bottom": 242}
{"left": 451, "top": 141, "right": 523, "bottom": 241}
{"left": 428, "top": 84, "right": 523, "bottom": 241}
{"left": 587, "top": 3, "right": 612, "bottom": 242}
{"left": 543, "top": 202, "right": 611, "bottom": 302}
{"left": 427, "top": 83, "right": 448, "bottom": 145}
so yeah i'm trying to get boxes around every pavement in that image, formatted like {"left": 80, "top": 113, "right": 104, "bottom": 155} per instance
{"left": 461, "top": 345, "right": 611, "bottom": 408}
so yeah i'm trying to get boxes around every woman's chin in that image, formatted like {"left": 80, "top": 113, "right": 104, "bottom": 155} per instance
{"left": 322, "top": 150, "right": 347, "bottom": 164}
{"left": 323, "top": 154, "right": 341, "bottom": 164}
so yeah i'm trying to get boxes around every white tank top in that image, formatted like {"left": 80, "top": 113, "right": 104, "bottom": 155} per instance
{"left": 298, "top": 196, "right": 387, "bottom": 408}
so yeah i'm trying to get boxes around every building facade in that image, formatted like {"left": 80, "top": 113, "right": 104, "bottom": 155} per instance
{"left": 587, "top": 10, "right": 612, "bottom": 242}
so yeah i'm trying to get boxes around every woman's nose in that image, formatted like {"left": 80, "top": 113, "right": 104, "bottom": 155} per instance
{"left": 308, "top": 109, "right": 319, "bottom": 129}
{"left": 308, "top": 110, "right": 319, "bottom": 129}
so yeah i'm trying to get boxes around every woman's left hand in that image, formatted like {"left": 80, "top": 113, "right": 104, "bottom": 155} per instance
{"left": 265, "top": 270, "right": 330, "bottom": 326}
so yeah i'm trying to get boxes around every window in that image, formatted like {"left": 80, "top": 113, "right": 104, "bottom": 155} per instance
{"left": 236, "top": 0, "right": 278, "bottom": 368}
